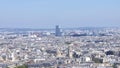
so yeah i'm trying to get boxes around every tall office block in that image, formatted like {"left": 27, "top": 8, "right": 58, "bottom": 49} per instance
{"left": 55, "top": 25, "right": 61, "bottom": 36}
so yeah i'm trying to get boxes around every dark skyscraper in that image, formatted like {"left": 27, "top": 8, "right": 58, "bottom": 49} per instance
{"left": 55, "top": 25, "right": 61, "bottom": 36}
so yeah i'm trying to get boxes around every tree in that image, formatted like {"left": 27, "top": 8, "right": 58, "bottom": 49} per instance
{"left": 15, "top": 64, "right": 28, "bottom": 68}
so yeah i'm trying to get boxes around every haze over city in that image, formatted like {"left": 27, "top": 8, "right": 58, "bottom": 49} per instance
{"left": 0, "top": 0, "right": 120, "bottom": 68}
{"left": 0, "top": 0, "right": 120, "bottom": 28}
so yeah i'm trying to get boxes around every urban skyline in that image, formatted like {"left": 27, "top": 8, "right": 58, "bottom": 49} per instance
{"left": 0, "top": 0, "right": 120, "bottom": 68}
{"left": 0, "top": 27, "right": 119, "bottom": 68}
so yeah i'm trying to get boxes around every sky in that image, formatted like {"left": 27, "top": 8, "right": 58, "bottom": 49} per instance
{"left": 0, "top": 0, "right": 120, "bottom": 28}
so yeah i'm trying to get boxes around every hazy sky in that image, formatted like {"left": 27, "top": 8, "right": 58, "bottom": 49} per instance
{"left": 0, "top": 0, "right": 120, "bottom": 28}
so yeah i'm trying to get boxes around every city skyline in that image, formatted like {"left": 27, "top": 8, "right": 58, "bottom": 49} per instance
{"left": 0, "top": 0, "right": 120, "bottom": 28}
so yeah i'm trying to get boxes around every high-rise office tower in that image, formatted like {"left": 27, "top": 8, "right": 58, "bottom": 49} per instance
{"left": 55, "top": 25, "right": 61, "bottom": 36}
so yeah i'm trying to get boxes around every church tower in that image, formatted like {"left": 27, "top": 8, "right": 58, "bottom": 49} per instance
{"left": 68, "top": 44, "right": 73, "bottom": 58}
